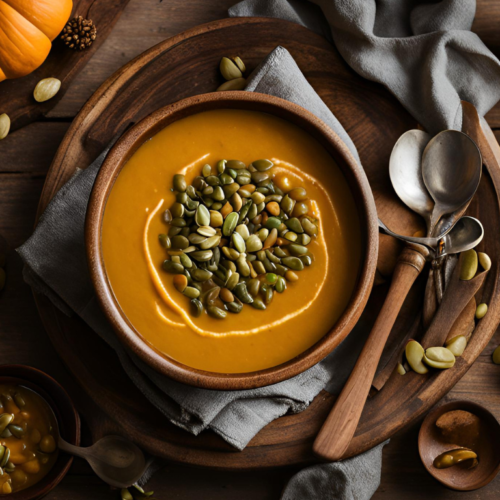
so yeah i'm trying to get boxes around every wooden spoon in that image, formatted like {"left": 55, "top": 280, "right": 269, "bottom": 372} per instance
{"left": 313, "top": 244, "right": 428, "bottom": 461}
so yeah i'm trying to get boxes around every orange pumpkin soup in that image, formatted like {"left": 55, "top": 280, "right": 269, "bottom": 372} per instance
{"left": 102, "top": 109, "right": 361, "bottom": 373}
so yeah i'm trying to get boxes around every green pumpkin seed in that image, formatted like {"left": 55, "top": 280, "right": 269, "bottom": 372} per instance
{"left": 264, "top": 217, "right": 281, "bottom": 230}
{"left": 302, "top": 218, "right": 318, "bottom": 237}
{"left": 193, "top": 176, "right": 207, "bottom": 190}
{"left": 0, "top": 428, "right": 11, "bottom": 438}
{"left": 223, "top": 212, "right": 239, "bottom": 236}
{"left": 233, "top": 282, "right": 254, "bottom": 303}
{"left": 171, "top": 217, "right": 187, "bottom": 228}
{"left": 0, "top": 446, "right": 4, "bottom": 464}
{"left": 397, "top": 363, "right": 406, "bottom": 375}
{"left": 162, "top": 260, "right": 185, "bottom": 274}
{"left": 257, "top": 228, "right": 269, "bottom": 241}
{"left": 293, "top": 201, "right": 309, "bottom": 217}
{"left": 180, "top": 254, "right": 193, "bottom": 268}
{"left": 203, "top": 186, "right": 214, "bottom": 196}
{"left": 159, "top": 234, "right": 171, "bottom": 249}
{"left": 227, "top": 168, "right": 237, "bottom": 179}
{"left": 251, "top": 171, "right": 270, "bottom": 184}
{"left": 263, "top": 257, "right": 276, "bottom": 273}
{"left": 220, "top": 57, "right": 243, "bottom": 80}
{"left": 197, "top": 226, "right": 217, "bottom": 238}
{"left": 235, "top": 224, "right": 250, "bottom": 240}
{"left": 299, "top": 234, "right": 312, "bottom": 246}
{"left": 265, "top": 250, "right": 280, "bottom": 264}
{"left": 288, "top": 244, "right": 308, "bottom": 256}
{"left": 0, "top": 447, "right": 10, "bottom": 467}
{"left": 285, "top": 218, "right": 304, "bottom": 233}
{"left": 478, "top": 252, "right": 492, "bottom": 271}
{"left": 173, "top": 174, "right": 187, "bottom": 192}
{"left": 188, "top": 233, "right": 207, "bottom": 245}
{"left": 0, "top": 113, "right": 10, "bottom": 140}
{"left": 300, "top": 255, "right": 313, "bottom": 267}
{"left": 264, "top": 194, "right": 283, "bottom": 203}
{"left": 476, "top": 303, "right": 488, "bottom": 319}
{"left": 281, "top": 195, "right": 295, "bottom": 215}
{"left": 177, "top": 192, "right": 188, "bottom": 204}
{"left": 232, "top": 232, "right": 246, "bottom": 253}
{"left": 492, "top": 345, "right": 500, "bottom": 364}
{"left": 275, "top": 276, "right": 286, "bottom": 293}
{"left": 226, "top": 272, "right": 240, "bottom": 290}
{"left": 163, "top": 209, "right": 173, "bottom": 223}
{"left": 185, "top": 197, "right": 199, "bottom": 210}
{"left": 251, "top": 296, "right": 266, "bottom": 310}
{"left": 246, "top": 234, "right": 263, "bottom": 253}
{"left": 405, "top": 340, "right": 428, "bottom": 374}
{"left": 224, "top": 261, "right": 237, "bottom": 273}
{"left": 222, "top": 247, "right": 240, "bottom": 261}
{"left": 226, "top": 160, "right": 247, "bottom": 170}
{"left": 282, "top": 256, "right": 304, "bottom": 271}
{"left": 274, "top": 247, "right": 287, "bottom": 258}
{"left": 237, "top": 255, "right": 251, "bottom": 277}
{"left": 210, "top": 186, "right": 223, "bottom": 201}
{"left": 265, "top": 273, "right": 278, "bottom": 284}
{"left": 230, "top": 192, "right": 243, "bottom": 212}
{"left": 285, "top": 232, "right": 298, "bottom": 242}
{"left": 121, "top": 489, "right": 133, "bottom": 500}
{"left": 445, "top": 336, "right": 467, "bottom": 357}
{"left": 207, "top": 305, "right": 227, "bottom": 319}
{"left": 264, "top": 286, "right": 274, "bottom": 305}
{"left": 252, "top": 159, "right": 273, "bottom": 172}
{"left": 190, "top": 250, "right": 213, "bottom": 262}
{"left": 237, "top": 174, "right": 252, "bottom": 185}
{"left": 239, "top": 189, "right": 252, "bottom": 198}
{"left": 460, "top": 249, "right": 478, "bottom": 280}
{"left": 202, "top": 164, "right": 212, "bottom": 177}
{"left": 170, "top": 202, "right": 185, "bottom": 218}
{"left": 8, "top": 425, "right": 24, "bottom": 439}
{"left": 13, "top": 393, "right": 25, "bottom": 408}
{"left": 223, "top": 183, "right": 240, "bottom": 198}
{"left": 171, "top": 235, "right": 190, "bottom": 250}
{"left": 191, "top": 268, "right": 213, "bottom": 282}
{"left": 200, "top": 235, "right": 221, "bottom": 250}
{"left": 220, "top": 173, "right": 233, "bottom": 185}
{"left": 248, "top": 204, "right": 258, "bottom": 220}
{"left": 205, "top": 287, "right": 221, "bottom": 306}
{"left": 423, "top": 347, "right": 455, "bottom": 369}
{"left": 195, "top": 205, "right": 210, "bottom": 226}
{"left": 246, "top": 279, "right": 261, "bottom": 297}
{"left": 226, "top": 301, "right": 243, "bottom": 313}
{"left": 211, "top": 202, "right": 223, "bottom": 211}
{"left": 217, "top": 160, "right": 227, "bottom": 174}
{"left": 238, "top": 200, "right": 252, "bottom": 223}
{"left": 288, "top": 187, "right": 307, "bottom": 201}
{"left": 252, "top": 261, "right": 266, "bottom": 275}
{"left": 251, "top": 192, "right": 266, "bottom": 204}
{"left": 206, "top": 175, "right": 220, "bottom": 186}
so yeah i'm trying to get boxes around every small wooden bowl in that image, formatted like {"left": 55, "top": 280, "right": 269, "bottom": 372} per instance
{"left": 0, "top": 365, "right": 80, "bottom": 500}
{"left": 86, "top": 91, "right": 378, "bottom": 390}
{"left": 419, "top": 400, "right": 500, "bottom": 491}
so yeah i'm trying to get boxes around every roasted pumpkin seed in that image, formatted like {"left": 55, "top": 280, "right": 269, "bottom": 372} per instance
{"left": 34, "top": 77, "right": 61, "bottom": 102}
{"left": 217, "top": 77, "right": 246, "bottom": 91}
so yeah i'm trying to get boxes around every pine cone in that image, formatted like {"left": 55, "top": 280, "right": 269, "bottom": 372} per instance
{"left": 61, "top": 16, "right": 97, "bottom": 51}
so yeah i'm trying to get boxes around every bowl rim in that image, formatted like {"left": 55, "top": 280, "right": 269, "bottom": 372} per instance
{"left": 86, "top": 91, "right": 378, "bottom": 390}
{"left": 0, "top": 364, "right": 80, "bottom": 499}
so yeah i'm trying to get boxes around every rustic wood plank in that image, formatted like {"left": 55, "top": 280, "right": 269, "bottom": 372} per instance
{"left": 0, "top": 123, "right": 70, "bottom": 173}
{"left": 0, "top": 0, "right": 131, "bottom": 132}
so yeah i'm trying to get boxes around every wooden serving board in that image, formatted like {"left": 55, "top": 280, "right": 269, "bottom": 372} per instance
{"left": 34, "top": 17, "right": 500, "bottom": 469}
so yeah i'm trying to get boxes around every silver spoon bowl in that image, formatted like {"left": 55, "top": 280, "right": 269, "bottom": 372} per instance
{"left": 379, "top": 216, "right": 483, "bottom": 259}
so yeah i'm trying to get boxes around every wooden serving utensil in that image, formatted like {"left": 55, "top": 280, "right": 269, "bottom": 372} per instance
{"left": 313, "top": 244, "right": 428, "bottom": 461}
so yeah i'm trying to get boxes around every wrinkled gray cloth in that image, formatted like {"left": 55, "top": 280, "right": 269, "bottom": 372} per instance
{"left": 230, "top": 0, "right": 500, "bottom": 134}
{"left": 17, "top": 47, "right": 372, "bottom": 453}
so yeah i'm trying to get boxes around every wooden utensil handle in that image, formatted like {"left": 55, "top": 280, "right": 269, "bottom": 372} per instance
{"left": 313, "top": 245, "right": 427, "bottom": 462}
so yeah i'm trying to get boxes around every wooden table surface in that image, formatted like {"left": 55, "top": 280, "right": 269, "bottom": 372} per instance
{"left": 1, "top": 1, "right": 500, "bottom": 498}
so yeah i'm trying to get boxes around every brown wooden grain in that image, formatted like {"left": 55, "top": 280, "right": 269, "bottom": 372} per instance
{"left": 1, "top": 0, "right": 500, "bottom": 498}
{"left": 313, "top": 246, "right": 428, "bottom": 461}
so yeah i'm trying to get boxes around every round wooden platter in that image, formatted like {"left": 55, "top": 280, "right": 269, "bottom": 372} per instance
{"left": 34, "top": 17, "right": 500, "bottom": 469}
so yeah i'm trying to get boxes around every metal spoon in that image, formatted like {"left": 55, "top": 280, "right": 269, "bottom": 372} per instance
{"left": 422, "top": 130, "right": 482, "bottom": 236}
{"left": 57, "top": 435, "right": 146, "bottom": 488}
{"left": 389, "top": 129, "right": 433, "bottom": 233}
{"left": 378, "top": 216, "right": 484, "bottom": 258}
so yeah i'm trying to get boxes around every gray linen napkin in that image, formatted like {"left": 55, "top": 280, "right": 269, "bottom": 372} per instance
{"left": 230, "top": 0, "right": 500, "bottom": 134}
{"left": 17, "top": 47, "right": 373, "bottom": 454}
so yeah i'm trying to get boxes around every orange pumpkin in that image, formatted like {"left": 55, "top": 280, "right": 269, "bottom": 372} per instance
{"left": 0, "top": 0, "right": 73, "bottom": 82}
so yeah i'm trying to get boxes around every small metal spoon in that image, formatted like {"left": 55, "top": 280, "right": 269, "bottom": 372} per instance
{"left": 57, "top": 435, "right": 146, "bottom": 488}
{"left": 389, "top": 129, "right": 433, "bottom": 233}
{"left": 378, "top": 216, "right": 483, "bottom": 258}
{"left": 422, "top": 130, "right": 482, "bottom": 235}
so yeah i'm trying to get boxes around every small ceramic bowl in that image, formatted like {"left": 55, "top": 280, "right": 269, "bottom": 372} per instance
{"left": 419, "top": 400, "right": 500, "bottom": 491}
{"left": 0, "top": 365, "right": 80, "bottom": 500}
{"left": 86, "top": 91, "right": 378, "bottom": 390}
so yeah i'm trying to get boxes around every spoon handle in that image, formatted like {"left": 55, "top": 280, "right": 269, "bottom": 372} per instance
{"left": 313, "top": 245, "right": 427, "bottom": 462}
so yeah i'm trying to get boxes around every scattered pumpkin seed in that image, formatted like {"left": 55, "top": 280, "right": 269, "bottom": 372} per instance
{"left": 34, "top": 77, "right": 61, "bottom": 102}
{"left": 460, "top": 249, "right": 478, "bottom": 280}
{"left": 423, "top": 347, "right": 456, "bottom": 369}
{"left": 445, "top": 335, "right": 467, "bottom": 357}
{"left": 217, "top": 77, "right": 246, "bottom": 91}
{"left": 0, "top": 113, "right": 10, "bottom": 141}
{"left": 478, "top": 252, "right": 492, "bottom": 271}
{"left": 397, "top": 363, "right": 406, "bottom": 375}
{"left": 220, "top": 57, "right": 243, "bottom": 80}
{"left": 405, "top": 340, "right": 428, "bottom": 374}
{"left": 476, "top": 303, "right": 488, "bottom": 319}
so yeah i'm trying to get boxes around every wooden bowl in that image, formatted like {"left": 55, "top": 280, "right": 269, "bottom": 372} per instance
{"left": 419, "top": 400, "right": 500, "bottom": 491}
{"left": 86, "top": 91, "right": 378, "bottom": 390}
{"left": 0, "top": 365, "right": 80, "bottom": 499}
